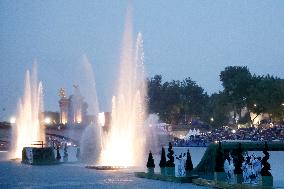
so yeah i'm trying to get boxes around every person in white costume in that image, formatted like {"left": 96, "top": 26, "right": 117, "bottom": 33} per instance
{"left": 224, "top": 152, "right": 235, "bottom": 183}
{"left": 175, "top": 153, "right": 186, "bottom": 177}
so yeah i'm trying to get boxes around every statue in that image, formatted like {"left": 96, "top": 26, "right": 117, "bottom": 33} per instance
{"left": 241, "top": 153, "right": 262, "bottom": 184}
{"left": 252, "top": 156, "right": 262, "bottom": 184}
{"left": 175, "top": 153, "right": 186, "bottom": 177}
{"left": 59, "top": 88, "right": 67, "bottom": 98}
{"left": 242, "top": 154, "right": 251, "bottom": 183}
{"left": 224, "top": 150, "right": 235, "bottom": 183}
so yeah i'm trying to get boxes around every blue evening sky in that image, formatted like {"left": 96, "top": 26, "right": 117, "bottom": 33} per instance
{"left": 0, "top": 1, "right": 283, "bottom": 120}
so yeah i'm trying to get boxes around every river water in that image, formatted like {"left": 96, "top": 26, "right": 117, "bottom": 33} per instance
{"left": 0, "top": 147, "right": 283, "bottom": 188}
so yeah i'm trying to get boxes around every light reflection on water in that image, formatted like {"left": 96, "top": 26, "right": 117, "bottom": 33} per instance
{"left": 0, "top": 147, "right": 283, "bottom": 187}
{"left": 103, "top": 178, "right": 133, "bottom": 184}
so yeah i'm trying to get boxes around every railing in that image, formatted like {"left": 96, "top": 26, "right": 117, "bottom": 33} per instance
{"left": 31, "top": 141, "right": 44, "bottom": 148}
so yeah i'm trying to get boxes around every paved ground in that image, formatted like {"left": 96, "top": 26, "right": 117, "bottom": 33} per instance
{"left": 0, "top": 160, "right": 210, "bottom": 189}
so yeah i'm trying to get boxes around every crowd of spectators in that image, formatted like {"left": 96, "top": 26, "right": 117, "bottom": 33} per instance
{"left": 172, "top": 125, "right": 284, "bottom": 147}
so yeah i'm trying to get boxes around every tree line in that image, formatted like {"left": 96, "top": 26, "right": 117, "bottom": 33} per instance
{"left": 147, "top": 66, "right": 284, "bottom": 127}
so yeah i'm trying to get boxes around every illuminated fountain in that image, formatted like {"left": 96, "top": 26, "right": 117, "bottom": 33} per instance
{"left": 79, "top": 56, "right": 102, "bottom": 164}
{"left": 98, "top": 11, "right": 147, "bottom": 167}
{"left": 10, "top": 64, "right": 45, "bottom": 159}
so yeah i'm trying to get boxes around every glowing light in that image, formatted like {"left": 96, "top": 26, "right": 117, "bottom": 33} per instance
{"left": 98, "top": 112, "right": 105, "bottom": 127}
{"left": 10, "top": 117, "right": 16, "bottom": 124}
{"left": 179, "top": 135, "right": 185, "bottom": 139}
{"left": 10, "top": 65, "right": 45, "bottom": 159}
{"left": 232, "top": 129, "right": 236, "bottom": 134}
{"left": 210, "top": 117, "right": 214, "bottom": 122}
{"left": 44, "top": 117, "right": 51, "bottom": 125}
{"left": 98, "top": 13, "right": 146, "bottom": 167}
{"left": 75, "top": 111, "right": 82, "bottom": 124}
{"left": 61, "top": 112, "right": 67, "bottom": 124}
{"left": 62, "top": 119, "right": 67, "bottom": 124}
{"left": 254, "top": 104, "right": 257, "bottom": 107}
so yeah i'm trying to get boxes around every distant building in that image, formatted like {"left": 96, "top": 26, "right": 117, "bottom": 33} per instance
{"left": 58, "top": 86, "right": 88, "bottom": 126}
{"left": 58, "top": 88, "right": 69, "bottom": 124}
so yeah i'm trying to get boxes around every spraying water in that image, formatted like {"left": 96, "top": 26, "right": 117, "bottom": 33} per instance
{"left": 98, "top": 10, "right": 147, "bottom": 167}
{"left": 10, "top": 64, "right": 45, "bottom": 159}
{"left": 79, "top": 55, "right": 102, "bottom": 163}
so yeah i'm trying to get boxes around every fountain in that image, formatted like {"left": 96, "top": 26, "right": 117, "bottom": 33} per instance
{"left": 10, "top": 64, "right": 45, "bottom": 159}
{"left": 97, "top": 10, "right": 147, "bottom": 167}
{"left": 79, "top": 56, "right": 102, "bottom": 164}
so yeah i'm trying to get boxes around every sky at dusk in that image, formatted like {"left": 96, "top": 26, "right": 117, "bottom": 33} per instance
{"left": 0, "top": 0, "right": 284, "bottom": 120}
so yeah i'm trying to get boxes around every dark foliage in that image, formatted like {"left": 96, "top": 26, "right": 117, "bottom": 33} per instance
{"left": 146, "top": 151, "right": 155, "bottom": 168}
{"left": 159, "top": 147, "right": 167, "bottom": 168}
{"left": 233, "top": 143, "right": 244, "bottom": 174}
{"left": 185, "top": 149, "right": 193, "bottom": 172}
{"left": 147, "top": 68, "right": 284, "bottom": 127}
{"left": 147, "top": 75, "right": 208, "bottom": 125}
{"left": 261, "top": 142, "right": 272, "bottom": 176}
{"left": 166, "top": 142, "right": 175, "bottom": 167}
{"left": 215, "top": 141, "right": 224, "bottom": 172}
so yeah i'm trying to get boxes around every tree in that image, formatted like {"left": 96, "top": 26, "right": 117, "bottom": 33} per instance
{"left": 147, "top": 75, "right": 163, "bottom": 114}
{"left": 147, "top": 75, "right": 208, "bottom": 124}
{"left": 220, "top": 66, "right": 252, "bottom": 123}
{"left": 247, "top": 75, "right": 284, "bottom": 124}
{"left": 159, "top": 147, "right": 167, "bottom": 168}
{"left": 185, "top": 149, "right": 193, "bottom": 172}
{"left": 203, "top": 92, "right": 231, "bottom": 128}
{"left": 166, "top": 142, "right": 175, "bottom": 167}
{"left": 261, "top": 142, "right": 272, "bottom": 176}
{"left": 181, "top": 77, "right": 209, "bottom": 123}
{"left": 146, "top": 151, "right": 155, "bottom": 168}
{"left": 162, "top": 80, "right": 183, "bottom": 124}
